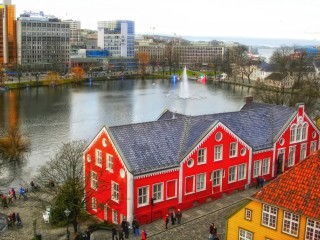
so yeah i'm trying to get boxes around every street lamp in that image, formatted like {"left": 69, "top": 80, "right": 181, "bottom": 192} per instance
{"left": 64, "top": 208, "right": 71, "bottom": 240}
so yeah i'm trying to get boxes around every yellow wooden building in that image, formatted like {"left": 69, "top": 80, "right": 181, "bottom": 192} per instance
{"left": 226, "top": 150, "right": 320, "bottom": 240}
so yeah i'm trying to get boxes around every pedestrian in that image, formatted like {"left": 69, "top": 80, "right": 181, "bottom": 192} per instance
{"left": 16, "top": 212, "right": 22, "bottom": 227}
{"left": 256, "top": 176, "right": 261, "bottom": 188}
{"left": 19, "top": 187, "right": 27, "bottom": 200}
{"left": 112, "top": 226, "right": 119, "bottom": 240}
{"left": 2, "top": 195, "right": 8, "bottom": 209}
{"left": 12, "top": 212, "right": 16, "bottom": 224}
{"left": 141, "top": 229, "right": 147, "bottom": 240}
{"left": 171, "top": 210, "right": 176, "bottom": 225}
{"left": 118, "top": 227, "right": 124, "bottom": 240}
{"left": 7, "top": 193, "right": 13, "bottom": 204}
{"left": 176, "top": 209, "right": 182, "bottom": 224}
{"left": 132, "top": 217, "right": 140, "bottom": 236}
{"left": 11, "top": 188, "right": 17, "bottom": 200}
{"left": 164, "top": 214, "right": 169, "bottom": 229}
{"left": 121, "top": 217, "right": 129, "bottom": 239}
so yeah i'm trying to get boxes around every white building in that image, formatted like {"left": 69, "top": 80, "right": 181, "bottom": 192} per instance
{"left": 97, "top": 20, "right": 135, "bottom": 57}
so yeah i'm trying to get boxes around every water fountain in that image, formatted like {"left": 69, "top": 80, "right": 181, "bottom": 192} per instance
{"left": 179, "top": 66, "right": 190, "bottom": 99}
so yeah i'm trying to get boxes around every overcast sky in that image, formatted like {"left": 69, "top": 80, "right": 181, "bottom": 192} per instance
{"left": 14, "top": 0, "right": 320, "bottom": 40}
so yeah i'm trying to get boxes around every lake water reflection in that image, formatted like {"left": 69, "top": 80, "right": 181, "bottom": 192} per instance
{"left": 0, "top": 78, "right": 251, "bottom": 186}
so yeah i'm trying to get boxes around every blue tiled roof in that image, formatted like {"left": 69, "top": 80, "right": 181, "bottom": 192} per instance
{"left": 108, "top": 102, "right": 296, "bottom": 175}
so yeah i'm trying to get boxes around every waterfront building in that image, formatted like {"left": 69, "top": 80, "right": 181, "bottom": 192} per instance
{"left": 97, "top": 20, "right": 135, "bottom": 58}
{"left": 84, "top": 98, "right": 320, "bottom": 225}
{"left": 226, "top": 149, "right": 320, "bottom": 240}
{"left": 63, "top": 19, "right": 82, "bottom": 48}
{"left": 16, "top": 11, "right": 70, "bottom": 72}
{"left": 0, "top": 0, "right": 17, "bottom": 65}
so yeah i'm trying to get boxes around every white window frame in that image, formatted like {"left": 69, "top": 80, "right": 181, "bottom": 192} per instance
{"left": 92, "top": 197, "right": 97, "bottom": 211}
{"left": 91, "top": 171, "right": 97, "bottom": 190}
{"left": 112, "top": 209, "right": 118, "bottom": 224}
{"left": 152, "top": 182, "right": 164, "bottom": 203}
{"left": 198, "top": 148, "right": 207, "bottom": 165}
{"left": 300, "top": 143, "right": 307, "bottom": 161}
{"left": 245, "top": 209, "right": 252, "bottom": 221}
{"left": 290, "top": 125, "right": 296, "bottom": 143}
{"left": 239, "top": 228, "right": 253, "bottom": 240}
{"left": 262, "top": 158, "right": 270, "bottom": 175}
{"left": 253, "top": 160, "right": 261, "bottom": 178}
{"left": 185, "top": 175, "right": 195, "bottom": 195}
{"left": 238, "top": 164, "right": 246, "bottom": 180}
{"left": 288, "top": 146, "right": 296, "bottom": 167}
{"left": 214, "top": 145, "right": 223, "bottom": 161}
{"left": 302, "top": 122, "right": 308, "bottom": 140}
{"left": 305, "top": 218, "right": 320, "bottom": 240}
{"left": 196, "top": 173, "right": 206, "bottom": 192}
{"left": 262, "top": 204, "right": 278, "bottom": 229}
{"left": 137, "top": 186, "right": 149, "bottom": 207}
{"left": 228, "top": 166, "right": 237, "bottom": 183}
{"left": 166, "top": 179, "right": 177, "bottom": 200}
{"left": 212, "top": 169, "right": 222, "bottom": 187}
{"left": 106, "top": 154, "right": 113, "bottom": 172}
{"left": 111, "top": 181, "right": 119, "bottom": 203}
{"left": 95, "top": 149, "right": 102, "bottom": 167}
{"left": 282, "top": 211, "right": 300, "bottom": 237}
{"left": 310, "top": 141, "right": 317, "bottom": 153}
{"left": 296, "top": 124, "right": 302, "bottom": 141}
{"left": 229, "top": 142, "right": 238, "bottom": 158}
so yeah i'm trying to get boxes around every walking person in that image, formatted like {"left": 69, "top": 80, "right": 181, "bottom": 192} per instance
{"left": 2, "top": 195, "right": 8, "bottom": 209}
{"left": 16, "top": 212, "right": 22, "bottom": 227}
{"left": 121, "top": 217, "right": 129, "bottom": 239}
{"left": 164, "top": 214, "right": 169, "bottom": 229}
{"left": 171, "top": 210, "right": 176, "bottom": 225}
{"left": 118, "top": 227, "right": 124, "bottom": 240}
{"left": 176, "top": 209, "right": 182, "bottom": 224}
{"left": 11, "top": 188, "right": 17, "bottom": 200}
{"left": 132, "top": 217, "right": 140, "bottom": 236}
{"left": 112, "top": 226, "right": 119, "bottom": 240}
{"left": 141, "top": 229, "right": 147, "bottom": 240}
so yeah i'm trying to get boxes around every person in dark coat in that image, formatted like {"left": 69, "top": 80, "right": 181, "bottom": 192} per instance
{"left": 121, "top": 218, "right": 129, "bottom": 238}
{"left": 176, "top": 209, "right": 182, "bottom": 224}
{"left": 164, "top": 214, "right": 169, "bottom": 229}
{"left": 171, "top": 210, "right": 176, "bottom": 225}
{"left": 118, "top": 227, "right": 124, "bottom": 240}
{"left": 132, "top": 217, "right": 139, "bottom": 236}
{"left": 112, "top": 227, "right": 118, "bottom": 240}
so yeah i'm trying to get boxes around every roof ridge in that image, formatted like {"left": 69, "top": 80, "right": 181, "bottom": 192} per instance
{"left": 178, "top": 116, "right": 192, "bottom": 161}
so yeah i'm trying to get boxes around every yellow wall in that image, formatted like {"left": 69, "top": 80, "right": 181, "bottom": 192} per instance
{"left": 226, "top": 200, "right": 309, "bottom": 240}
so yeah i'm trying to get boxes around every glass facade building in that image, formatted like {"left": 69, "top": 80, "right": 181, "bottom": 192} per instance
{"left": 97, "top": 20, "right": 135, "bottom": 58}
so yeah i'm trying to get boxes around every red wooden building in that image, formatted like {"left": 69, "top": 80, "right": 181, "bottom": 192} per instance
{"left": 84, "top": 98, "right": 320, "bottom": 225}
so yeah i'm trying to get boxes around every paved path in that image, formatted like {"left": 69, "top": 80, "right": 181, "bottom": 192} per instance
{"left": 91, "top": 186, "right": 260, "bottom": 240}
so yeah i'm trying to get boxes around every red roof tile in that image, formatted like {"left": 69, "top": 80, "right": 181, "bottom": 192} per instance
{"left": 252, "top": 150, "right": 320, "bottom": 219}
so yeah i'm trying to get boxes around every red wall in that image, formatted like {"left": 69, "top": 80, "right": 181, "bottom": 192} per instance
{"left": 133, "top": 170, "right": 179, "bottom": 224}
{"left": 84, "top": 128, "right": 128, "bottom": 224}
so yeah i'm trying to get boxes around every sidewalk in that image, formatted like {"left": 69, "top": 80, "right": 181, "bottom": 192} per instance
{"left": 91, "top": 186, "right": 260, "bottom": 240}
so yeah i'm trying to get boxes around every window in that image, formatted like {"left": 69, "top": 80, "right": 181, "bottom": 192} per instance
{"left": 300, "top": 144, "right": 307, "bottom": 161}
{"left": 290, "top": 125, "right": 296, "bottom": 143}
{"left": 196, "top": 173, "right": 206, "bottom": 191}
{"left": 228, "top": 166, "right": 237, "bottom": 183}
{"left": 302, "top": 123, "right": 308, "bottom": 140}
{"left": 262, "top": 204, "right": 278, "bottom": 229}
{"left": 166, "top": 180, "right": 177, "bottom": 199}
{"left": 305, "top": 218, "right": 320, "bottom": 240}
{"left": 185, "top": 176, "right": 195, "bottom": 194}
{"left": 253, "top": 160, "right": 261, "bottom": 177}
{"left": 106, "top": 154, "right": 113, "bottom": 172}
{"left": 240, "top": 148, "right": 247, "bottom": 156}
{"left": 310, "top": 141, "right": 317, "bottom": 153}
{"left": 198, "top": 148, "right": 206, "bottom": 164}
{"left": 112, "top": 209, "right": 118, "bottom": 223}
{"left": 212, "top": 170, "right": 222, "bottom": 187}
{"left": 245, "top": 209, "right": 252, "bottom": 221}
{"left": 238, "top": 164, "right": 246, "bottom": 180}
{"left": 214, "top": 145, "right": 223, "bottom": 161}
{"left": 262, "top": 158, "right": 270, "bottom": 175}
{"left": 296, "top": 124, "right": 302, "bottom": 141}
{"left": 239, "top": 229, "right": 253, "bottom": 240}
{"left": 95, "top": 149, "right": 102, "bottom": 167}
{"left": 153, "top": 183, "right": 163, "bottom": 202}
{"left": 215, "top": 132, "right": 222, "bottom": 141}
{"left": 112, "top": 181, "right": 119, "bottom": 202}
{"left": 92, "top": 197, "right": 97, "bottom": 211}
{"left": 230, "top": 142, "right": 238, "bottom": 157}
{"left": 91, "top": 171, "right": 97, "bottom": 190}
{"left": 283, "top": 211, "right": 299, "bottom": 237}
{"left": 138, "top": 186, "right": 149, "bottom": 207}
{"left": 187, "top": 158, "right": 194, "bottom": 168}
{"left": 288, "top": 146, "right": 295, "bottom": 167}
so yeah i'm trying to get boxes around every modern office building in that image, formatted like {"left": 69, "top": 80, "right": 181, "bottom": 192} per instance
{"left": 0, "top": 0, "right": 17, "bottom": 65}
{"left": 16, "top": 11, "right": 70, "bottom": 72}
{"left": 63, "top": 19, "right": 82, "bottom": 48}
{"left": 97, "top": 20, "right": 135, "bottom": 57}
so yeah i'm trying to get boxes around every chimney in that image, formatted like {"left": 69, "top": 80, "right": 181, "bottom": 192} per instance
{"left": 244, "top": 96, "right": 253, "bottom": 104}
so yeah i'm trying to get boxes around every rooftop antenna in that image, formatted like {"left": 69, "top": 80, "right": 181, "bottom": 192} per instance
{"left": 150, "top": 26, "right": 156, "bottom": 38}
